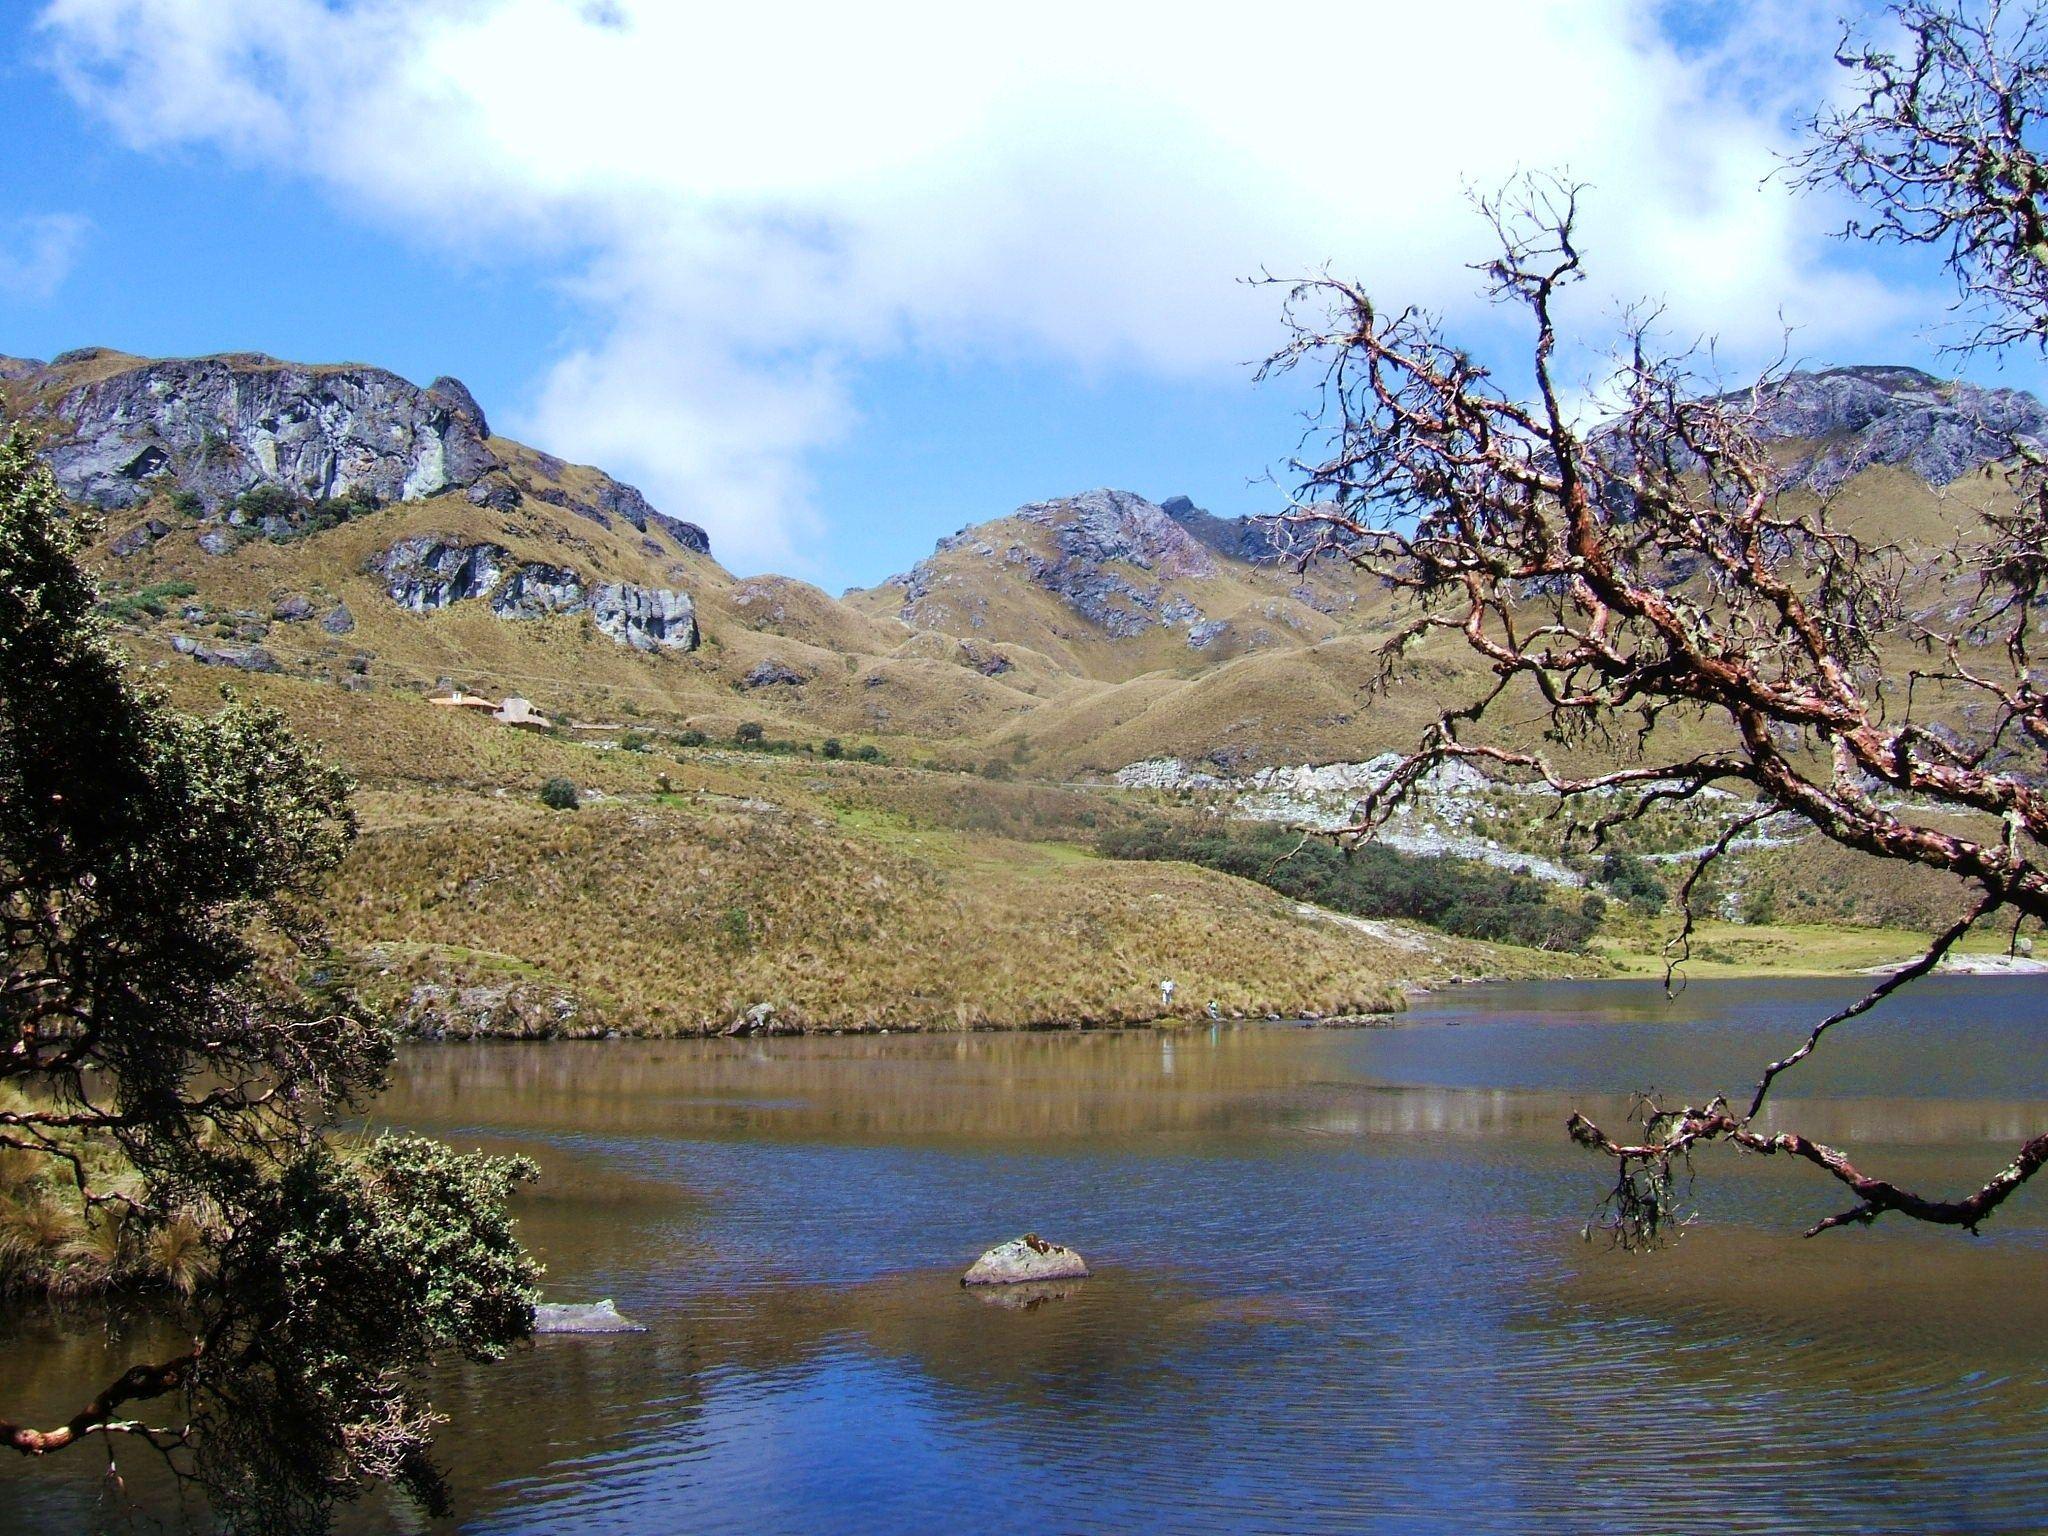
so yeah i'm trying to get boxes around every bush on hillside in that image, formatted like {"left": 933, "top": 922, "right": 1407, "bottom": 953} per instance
{"left": 540, "top": 777, "right": 580, "bottom": 811}
{"left": 1100, "top": 819, "right": 1598, "bottom": 951}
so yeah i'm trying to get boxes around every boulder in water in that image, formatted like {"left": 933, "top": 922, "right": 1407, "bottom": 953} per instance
{"left": 532, "top": 1298, "right": 645, "bottom": 1334}
{"left": 960, "top": 1233, "right": 1089, "bottom": 1287}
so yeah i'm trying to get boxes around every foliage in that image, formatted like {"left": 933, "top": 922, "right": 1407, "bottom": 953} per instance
{"left": 0, "top": 430, "right": 536, "bottom": 1530}
{"left": 540, "top": 776, "right": 581, "bottom": 811}
{"left": 231, "top": 483, "right": 378, "bottom": 541}
{"left": 234, "top": 483, "right": 299, "bottom": 523}
{"left": 734, "top": 721, "right": 765, "bottom": 746}
{"left": 821, "top": 737, "right": 843, "bottom": 759}
{"left": 1597, "top": 852, "right": 1668, "bottom": 915}
{"left": 1100, "top": 819, "right": 1598, "bottom": 950}
{"left": 101, "top": 578, "right": 199, "bottom": 624}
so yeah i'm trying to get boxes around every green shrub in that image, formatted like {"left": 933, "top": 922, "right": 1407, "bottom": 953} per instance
{"left": 1099, "top": 819, "right": 1598, "bottom": 951}
{"left": 100, "top": 579, "right": 200, "bottom": 624}
{"left": 235, "top": 483, "right": 300, "bottom": 522}
{"left": 852, "top": 744, "right": 883, "bottom": 763}
{"left": 676, "top": 729, "right": 709, "bottom": 748}
{"left": 168, "top": 488, "right": 204, "bottom": 516}
{"left": 1598, "top": 851, "right": 1668, "bottom": 915}
{"left": 539, "top": 777, "right": 580, "bottom": 811}
{"left": 717, "top": 906, "right": 753, "bottom": 952}
{"left": 821, "top": 738, "right": 844, "bottom": 759}
{"left": 735, "top": 721, "right": 765, "bottom": 746}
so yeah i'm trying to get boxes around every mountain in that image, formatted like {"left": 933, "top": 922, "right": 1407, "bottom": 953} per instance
{"left": 2, "top": 345, "right": 2030, "bottom": 780}
{"left": 6, "top": 347, "right": 710, "bottom": 551}
{"left": 1737, "top": 364, "right": 2048, "bottom": 490}
{"left": 845, "top": 487, "right": 1365, "bottom": 682}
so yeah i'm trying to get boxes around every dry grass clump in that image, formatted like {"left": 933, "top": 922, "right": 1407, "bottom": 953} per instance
{"left": 0, "top": 1097, "right": 217, "bottom": 1298}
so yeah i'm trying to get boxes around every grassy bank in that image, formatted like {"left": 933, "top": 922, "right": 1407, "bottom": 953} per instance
{"left": 325, "top": 785, "right": 1555, "bottom": 1036}
{"left": 1595, "top": 919, "right": 2033, "bottom": 979}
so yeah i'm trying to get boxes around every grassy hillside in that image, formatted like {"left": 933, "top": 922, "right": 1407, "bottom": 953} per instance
{"left": 139, "top": 668, "right": 1564, "bottom": 1037}
{"left": 27, "top": 348, "right": 2031, "bottom": 1031}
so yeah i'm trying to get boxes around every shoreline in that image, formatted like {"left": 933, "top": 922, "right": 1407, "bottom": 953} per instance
{"left": 397, "top": 957, "right": 2048, "bottom": 1045}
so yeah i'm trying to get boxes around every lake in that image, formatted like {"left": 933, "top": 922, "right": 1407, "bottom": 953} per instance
{"left": 5, "top": 976, "right": 2045, "bottom": 1534}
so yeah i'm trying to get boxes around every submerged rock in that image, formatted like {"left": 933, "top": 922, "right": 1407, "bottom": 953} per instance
{"left": 961, "top": 1233, "right": 1090, "bottom": 1287}
{"left": 532, "top": 1299, "right": 645, "bottom": 1334}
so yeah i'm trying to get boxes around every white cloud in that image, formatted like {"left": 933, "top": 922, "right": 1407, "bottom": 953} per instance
{"left": 37, "top": 0, "right": 1919, "bottom": 571}
{"left": 0, "top": 212, "right": 90, "bottom": 301}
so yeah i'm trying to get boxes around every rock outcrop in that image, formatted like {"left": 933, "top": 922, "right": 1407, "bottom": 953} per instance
{"left": 169, "top": 635, "right": 280, "bottom": 673}
{"left": 741, "top": 657, "right": 808, "bottom": 688}
{"left": 591, "top": 582, "right": 698, "bottom": 651}
{"left": 960, "top": 1233, "right": 1091, "bottom": 1286}
{"left": 1738, "top": 365, "right": 2048, "bottom": 488}
{"left": 888, "top": 489, "right": 1225, "bottom": 639}
{"left": 373, "top": 536, "right": 697, "bottom": 651}
{"left": 28, "top": 350, "right": 496, "bottom": 510}
{"left": 7, "top": 348, "right": 712, "bottom": 554}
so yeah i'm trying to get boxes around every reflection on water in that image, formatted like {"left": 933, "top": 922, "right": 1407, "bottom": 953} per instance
{"left": 3, "top": 977, "right": 2045, "bottom": 1534}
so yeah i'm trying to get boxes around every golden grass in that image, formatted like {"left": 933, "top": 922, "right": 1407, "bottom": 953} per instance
{"left": 323, "top": 776, "right": 1553, "bottom": 1036}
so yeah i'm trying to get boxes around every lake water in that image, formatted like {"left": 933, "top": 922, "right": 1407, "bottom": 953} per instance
{"left": 5, "top": 976, "right": 2046, "bottom": 1534}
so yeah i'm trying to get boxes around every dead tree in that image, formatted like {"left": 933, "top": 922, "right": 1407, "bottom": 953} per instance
{"left": 1258, "top": 163, "right": 2048, "bottom": 1244}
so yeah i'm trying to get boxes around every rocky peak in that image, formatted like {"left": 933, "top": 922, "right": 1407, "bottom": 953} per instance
{"left": 426, "top": 375, "right": 490, "bottom": 440}
{"left": 4, "top": 348, "right": 711, "bottom": 555}
{"left": 1159, "top": 494, "right": 1309, "bottom": 563}
{"left": 1012, "top": 488, "right": 1219, "bottom": 580}
{"left": 1734, "top": 365, "right": 2048, "bottom": 488}
{"left": 886, "top": 489, "right": 1226, "bottom": 642}
{"left": 17, "top": 351, "right": 498, "bottom": 510}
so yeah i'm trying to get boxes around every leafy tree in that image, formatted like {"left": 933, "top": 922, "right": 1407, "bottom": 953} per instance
{"left": 540, "top": 776, "right": 581, "bottom": 810}
{"left": 0, "top": 431, "right": 537, "bottom": 1530}
{"left": 821, "top": 737, "right": 843, "bottom": 759}
{"left": 852, "top": 743, "right": 883, "bottom": 763}
{"left": 1260, "top": 0, "right": 2048, "bottom": 1244}
{"left": 734, "top": 721, "right": 765, "bottom": 746}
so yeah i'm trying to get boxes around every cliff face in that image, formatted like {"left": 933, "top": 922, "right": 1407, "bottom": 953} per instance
{"left": 1, "top": 348, "right": 709, "bottom": 553}
{"left": 376, "top": 536, "right": 699, "bottom": 651}
{"left": 23, "top": 349, "right": 497, "bottom": 509}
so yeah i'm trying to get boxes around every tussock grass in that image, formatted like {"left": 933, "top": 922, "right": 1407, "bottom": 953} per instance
{"left": 0, "top": 1093, "right": 215, "bottom": 1297}
{"left": 325, "top": 786, "right": 1533, "bottom": 1037}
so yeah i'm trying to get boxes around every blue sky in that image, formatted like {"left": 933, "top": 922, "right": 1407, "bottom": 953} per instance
{"left": 1, "top": 2, "right": 2036, "bottom": 589}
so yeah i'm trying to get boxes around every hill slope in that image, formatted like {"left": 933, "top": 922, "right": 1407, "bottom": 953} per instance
{"left": 2, "top": 348, "right": 2028, "bottom": 778}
